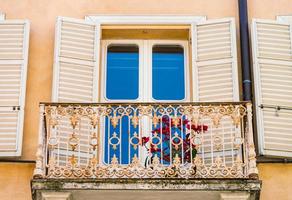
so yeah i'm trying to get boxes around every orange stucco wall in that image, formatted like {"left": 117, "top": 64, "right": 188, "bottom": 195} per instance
{"left": 0, "top": 0, "right": 291, "bottom": 200}
{"left": 0, "top": 163, "right": 34, "bottom": 200}
{"left": 258, "top": 164, "right": 292, "bottom": 200}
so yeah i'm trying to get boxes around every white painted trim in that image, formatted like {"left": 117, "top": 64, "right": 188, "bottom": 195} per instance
{"left": 142, "top": 40, "right": 148, "bottom": 102}
{"left": 229, "top": 18, "right": 240, "bottom": 101}
{"left": 0, "top": 20, "right": 29, "bottom": 24}
{"left": 51, "top": 17, "right": 62, "bottom": 101}
{"left": 100, "top": 40, "right": 144, "bottom": 103}
{"left": 92, "top": 23, "right": 101, "bottom": 101}
{"left": 147, "top": 40, "right": 190, "bottom": 102}
{"left": 0, "top": 12, "right": 5, "bottom": 20}
{"left": 251, "top": 19, "right": 265, "bottom": 155}
{"left": 85, "top": 15, "right": 206, "bottom": 24}
{"left": 16, "top": 20, "right": 30, "bottom": 157}
{"left": 191, "top": 22, "right": 199, "bottom": 101}
{"left": 255, "top": 18, "right": 290, "bottom": 25}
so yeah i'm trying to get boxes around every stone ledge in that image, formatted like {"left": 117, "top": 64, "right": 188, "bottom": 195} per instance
{"left": 31, "top": 179, "right": 261, "bottom": 199}
{"left": 31, "top": 178, "right": 261, "bottom": 193}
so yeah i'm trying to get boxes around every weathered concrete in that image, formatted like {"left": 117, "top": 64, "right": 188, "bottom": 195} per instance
{"left": 31, "top": 178, "right": 261, "bottom": 200}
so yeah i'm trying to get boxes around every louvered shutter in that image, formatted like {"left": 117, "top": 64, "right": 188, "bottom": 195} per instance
{"left": 51, "top": 17, "right": 100, "bottom": 166}
{"left": 190, "top": 18, "right": 241, "bottom": 167}
{"left": 252, "top": 19, "right": 292, "bottom": 157}
{"left": 52, "top": 17, "right": 100, "bottom": 102}
{"left": 191, "top": 18, "right": 239, "bottom": 102}
{"left": 0, "top": 20, "right": 30, "bottom": 156}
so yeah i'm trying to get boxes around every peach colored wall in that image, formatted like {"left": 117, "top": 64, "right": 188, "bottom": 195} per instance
{"left": 249, "top": 0, "right": 292, "bottom": 20}
{"left": 0, "top": 163, "right": 34, "bottom": 200}
{"left": 258, "top": 164, "right": 292, "bottom": 200}
{"left": 0, "top": 1, "right": 291, "bottom": 200}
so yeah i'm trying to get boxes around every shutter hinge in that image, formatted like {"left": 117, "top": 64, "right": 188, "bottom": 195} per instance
{"left": 12, "top": 106, "right": 20, "bottom": 111}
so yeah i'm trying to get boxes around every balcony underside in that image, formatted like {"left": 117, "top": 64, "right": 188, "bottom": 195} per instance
{"left": 31, "top": 178, "right": 261, "bottom": 200}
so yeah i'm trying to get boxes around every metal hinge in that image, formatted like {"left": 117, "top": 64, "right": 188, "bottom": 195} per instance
{"left": 12, "top": 106, "right": 21, "bottom": 111}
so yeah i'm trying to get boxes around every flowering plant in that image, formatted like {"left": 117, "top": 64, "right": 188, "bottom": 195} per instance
{"left": 140, "top": 116, "right": 208, "bottom": 166}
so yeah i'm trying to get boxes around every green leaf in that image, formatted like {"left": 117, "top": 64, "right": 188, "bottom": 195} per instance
{"left": 192, "top": 149, "right": 197, "bottom": 158}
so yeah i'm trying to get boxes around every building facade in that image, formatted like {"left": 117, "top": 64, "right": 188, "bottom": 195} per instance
{"left": 0, "top": 0, "right": 291, "bottom": 199}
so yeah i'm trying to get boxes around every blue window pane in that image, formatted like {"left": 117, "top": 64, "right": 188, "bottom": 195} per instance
{"left": 152, "top": 45, "right": 185, "bottom": 100}
{"left": 104, "top": 114, "right": 139, "bottom": 164}
{"left": 106, "top": 45, "right": 139, "bottom": 100}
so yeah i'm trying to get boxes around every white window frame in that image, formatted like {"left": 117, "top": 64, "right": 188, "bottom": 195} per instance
{"left": 101, "top": 40, "right": 144, "bottom": 102}
{"left": 85, "top": 15, "right": 206, "bottom": 25}
{"left": 101, "top": 40, "right": 189, "bottom": 103}
{"left": 147, "top": 40, "right": 189, "bottom": 102}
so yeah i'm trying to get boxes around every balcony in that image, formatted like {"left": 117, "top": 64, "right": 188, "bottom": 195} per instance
{"left": 31, "top": 102, "right": 261, "bottom": 200}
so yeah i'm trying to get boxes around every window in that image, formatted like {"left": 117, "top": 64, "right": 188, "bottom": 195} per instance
{"left": 152, "top": 45, "right": 185, "bottom": 100}
{"left": 102, "top": 40, "right": 189, "bottom": 164}
{"left": 102, "top": 40, "right": 189, "bottom": 102}
{"left": 106, "top": 45, "right": 139, "bottom": 100}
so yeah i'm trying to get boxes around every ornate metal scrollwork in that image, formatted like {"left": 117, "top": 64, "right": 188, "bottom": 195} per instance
{"left": 35, "top": 102, "right": 257, "bottom": 179}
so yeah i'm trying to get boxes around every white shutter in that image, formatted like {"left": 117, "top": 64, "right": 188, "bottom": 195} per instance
{"left": 0, "top": 20, "right": 30, "bottom": 156}
{"left": 52, "top": 17, "right": 100, "bottom": 102}
{"left": 191, "top": 18, "right": 239, "bottom": 102}
{"left": 252, "top": 19, "right": 292, "bottom": 157}
{"left": 51, "top": 17, "right": 100, "bottom": 166}
{"left": 190, "top": 18, "right": 241, "bottom": 167}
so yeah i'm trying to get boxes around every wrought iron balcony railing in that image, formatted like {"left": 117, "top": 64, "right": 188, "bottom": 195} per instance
{"left": 33, "top": 102, "right": 258, "bottom": 179}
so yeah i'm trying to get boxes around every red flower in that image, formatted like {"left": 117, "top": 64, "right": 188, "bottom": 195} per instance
{"left": 186, "top": 124, "right": 197, "bottom": 130}
{"left": 197, "top": 125, "right": 208, "bottom": 132}
{"left": 152, "top": 126, "right": 171, "bottom": 135}
{"left": 150, "top": 144, "right": 161, "bottom": 153}
{"left": 183, "top": 119, "right": 189, "bottom": 125}
{"left": 186, "top": 124, "right": 208, "bottom": 132}
{"left": 141, "top": 137, "right": 149, "bottom": 145}
{"left": 161, "top": 116, "right": 170, "bottom": 124}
